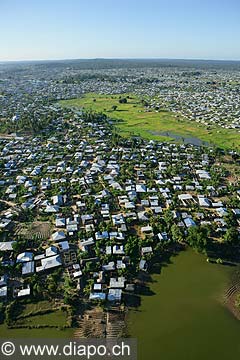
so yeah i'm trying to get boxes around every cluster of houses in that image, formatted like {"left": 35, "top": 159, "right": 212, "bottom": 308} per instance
{"left": 0, "top": 106, "right": 239, "bottom": 307}
{"left": 1, "top": 61, "right": 240, "bottom": 136}
{"left": 147, "top": 71, "right": 240, "bottom": 131}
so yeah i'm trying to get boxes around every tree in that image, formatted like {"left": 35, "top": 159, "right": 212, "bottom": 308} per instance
{"left": 0, "top": 303, "right": 4, "bottom": 324}
{"left": 163, "top": 210, "right": 174, "bottom": 230}
{"left": 224, "top": 212, "right": 237, "bottom": 227}
{"left": 187, "top": 226, "right": 208, "bottom": 252}
{"left": 125, "top": 236, "right": 140, "bottom": 261}
{"left": 224, "top": 227, "right": 239, "bottom": 245}
{"left": 119, "top": 98, "right": 127, "bottom": 104}
{"left": 170, "top": 224, "right": 184, "bottom": 243}
{"left": 83, "top": 279, "right": 94, "bottom": 297}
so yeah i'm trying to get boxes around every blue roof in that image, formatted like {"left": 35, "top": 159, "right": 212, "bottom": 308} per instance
{"left": 184, "top": 217, "right": 196, "bottom": 227}
{"left": 89, "top": 292, "right": 106, "bottom": 301}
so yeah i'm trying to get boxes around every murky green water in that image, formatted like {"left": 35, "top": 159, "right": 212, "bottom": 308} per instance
{"left": 149, "top": 131, "right": 209, "bottom": 146}
{"left": 129, "top": 249, "right": 240, "bottom": 360}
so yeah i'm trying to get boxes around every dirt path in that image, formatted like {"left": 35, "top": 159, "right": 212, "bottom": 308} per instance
{"left": 74, "top": 306, "right": 126, "bottom": 339}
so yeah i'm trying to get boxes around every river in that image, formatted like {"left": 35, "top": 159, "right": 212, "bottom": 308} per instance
{"left": 128, "top": 249, "right": 240, "bottom": 360}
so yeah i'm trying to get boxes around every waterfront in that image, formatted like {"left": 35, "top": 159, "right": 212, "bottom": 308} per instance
{"left": 149, "top": 131, "right": 210, "bottom": 146}
{"left": 129, "top": 249, "right": 240, "bottom": 360}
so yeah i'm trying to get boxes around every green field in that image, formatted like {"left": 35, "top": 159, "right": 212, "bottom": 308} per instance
{"left": 0, "top": 300, "right": 74, "bottom": 338}
{"left": 18, "top": 301, "right": 53, "bottom": 316}
{"left": 14, "top": 309, "right": 68, "bottom": 327}
{"left": 0, "top": 324, "right": 74, "bottom": 338}
{"left": 59, "top": 93, "right": 240, "bottom": 150}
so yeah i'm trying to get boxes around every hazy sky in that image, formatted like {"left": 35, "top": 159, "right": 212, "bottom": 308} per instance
{"left": 1, "top": 0, "right": 240, "bottom": 61}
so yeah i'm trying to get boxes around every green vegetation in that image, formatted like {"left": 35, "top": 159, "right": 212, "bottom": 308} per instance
{"left": 19, "top": 301, "right": 54, "bottom": 316}
{"left": 14, "top": 310, "right": 67, "bottom": 327}
{"left": 0, "top": 324, "right": 74, "bottom": 338}
{"left": 2, "top": 299, "right": 72, "bottom": 336}
{"left": 59, "top": 93, "right": 240, "bottom": 150}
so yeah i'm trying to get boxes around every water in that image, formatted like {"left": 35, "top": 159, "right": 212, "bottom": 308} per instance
{"left": 128, "top": 249, "right": 240, "bottom": 360}
{"left": 150, "top": 131, "right": 210, "bottom": 147}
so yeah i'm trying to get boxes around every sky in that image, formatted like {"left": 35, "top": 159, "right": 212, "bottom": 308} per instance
{"left": 0, "top": 0, "right": 240, "bottom": 61}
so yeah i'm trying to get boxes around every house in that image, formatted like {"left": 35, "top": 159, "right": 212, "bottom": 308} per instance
{"left": 184, "top": 217, "right": 196, "bottom": 228}
{"left": 112, "top": 214, "right": 125, "bottom": 226}
{"left": 196, "top": 169, "right": 211, "bottom": 180}
{"left": 0, "top": 275, "right": 7, "bottom": 287}
{"left": 52, "top": 195, "right": 63, "bottom": 206}
{"left": 16, "top": 252, "right": 33, "bottom": 263}
{"left": 93, "top": 283, "right": 102, "bottom": 291}
{"left": 57, "top": 241, "right": 69, "bottom": 252}
{"left": 198, "top": 195, "right": 211, "bottom": 207}
{"left": 113, "top": 245, "right": 125, "bottom": 255}
{"left": 45, "top": 205, "right": 59, "bottom": 213}
{"left": 125, "top": 201, "right": 135, "bottom": 210}
{"left": 51, "top": 231, "right": 66, "bottom": 242}
{"left": 89, "top": 292, "right": 106, "bottom": 301}
{"left": 0, "top": 286, "right": 7, "bottom": 298}
{"left": 232, "top": 209, "right": 240, "bottom": 217}
{"left": 16, "top": 285, "right": 31, "bottom": 297}
{"left": 66, "top": 222, "right": 78, "bottom": 233}
{"left": 178, "top": 194, "right": 195, "bottom": 206}
{"left": 0, "top": 218, "right": 12, "bottom": 229}
{"left": 216, "top": 207, "right": 228, "bottom": 217}
{"left": 76, "top": 201, "right": 86, "bottom": 210}
{"left": 141, "top": 225, "right": 153, "bottom": 235}
{"left": 136, "top": 184, "right": 147, "bottom": 193}
{"left": 152, "top": 206, "right": 162, "bottom": 214}
{"left": 80, "top": 238, "right": 95, "bottom": 248}
{"left": 138, "top": 212, "right": 149, "bottom": 221}
{"left": 0, "top": 242, "right": 16, "bottom": 251}
{"left": 109, "top": 277, "right": 125, "bottom": 288}
{"left": 141, "top": 199, "right": 149, "bottom": 208}
{"left": 102, "top": 261, "right": 115, "bottom": 271}
{"left": 72, "top": 264, "right": 82, "bottom": 278}
{"left": 116, "top": 260, "right": 126, "bottom": 269}
{"left": 36, "top": 255, "right": 62, "bottom": 272}
{"left": 141, "top": 246, "right": 153, "bottom": 256}
{"left": 95, "top": 231, "right": 109, "bottom": 240}
{"left": 126, "top": 283, "right": 135, "bottom": 292}
{"left": 157, "top": 232, "right": 169, "bottom": 241}
{"left": 55, "top": 217, "right": 66, "bottom": 227}
{"left": 108, "top": 289, "right": 122, "bottom": 302}
{"left": 106, "top": 246, "right": 112, "bottom": 255}
{"left": 81, "top": 214, "right": 94, "bottom": 226}
{"left": 46, "top": 246, "right": 58, "bottom": 257}
{"left": 22, "top": 261, "right": 35, "bottom": 275}
{"left": 110, "top": 232, "right": 125, "bottom": 241}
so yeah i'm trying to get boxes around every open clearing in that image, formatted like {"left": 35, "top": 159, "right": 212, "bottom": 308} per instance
{"left": 59, "top": 93, "right": 240, "bottom": 150}
{"left": 0, "top": 324, "right": 74, "bottom": 338}
{"left": 0, "top": 300, "right": 73, "bottom": 338}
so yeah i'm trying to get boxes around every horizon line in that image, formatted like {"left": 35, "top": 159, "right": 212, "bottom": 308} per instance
{"left": 1, "top": 56, "right": 240, "bottom": 64}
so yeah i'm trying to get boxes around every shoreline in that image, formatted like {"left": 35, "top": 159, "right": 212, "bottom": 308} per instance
{"left": 224, "top": 292, "right": 240, "bottom": 320}
{"left": 222, "top": 267, "right": 240, "bottom": 320}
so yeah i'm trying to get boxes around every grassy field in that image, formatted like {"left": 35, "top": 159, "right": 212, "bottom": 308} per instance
{"left": 0, "top": 324, "right": 74, "bottom": 338}
{"left": 15, "top": 309, "right": 68, "bottom": 327}
{"left": 59, "top": 93, "right": 240, "bottom": 150}
{"left": 0, "top": 300, "right": 74, "bottom": 338}
{"left": 19, "top": 301, "right": 51, "bottom": 315}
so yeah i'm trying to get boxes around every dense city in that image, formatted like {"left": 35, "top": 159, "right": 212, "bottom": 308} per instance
{"left": 0, "top": 59, "right": 239, "bottom": 338}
